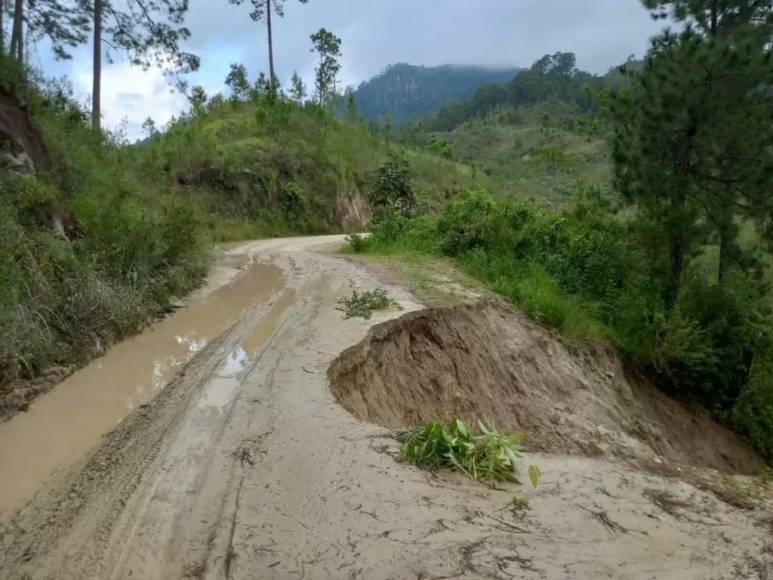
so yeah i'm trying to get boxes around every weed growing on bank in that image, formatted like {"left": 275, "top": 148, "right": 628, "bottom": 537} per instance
{"left": 337, "top": 289, "right": 400, "bottom": 320}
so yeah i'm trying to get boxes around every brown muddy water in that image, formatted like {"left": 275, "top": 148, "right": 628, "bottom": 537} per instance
{"left": 0, "top": 260, "right": 285, "bottom": 516}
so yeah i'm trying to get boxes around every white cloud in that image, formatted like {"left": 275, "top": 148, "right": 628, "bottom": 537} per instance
{"left": 74, "top": 62, "right": 189, "bottom": 140}
{"left": 32, "top": 0, "right": 667, "bottom": 139}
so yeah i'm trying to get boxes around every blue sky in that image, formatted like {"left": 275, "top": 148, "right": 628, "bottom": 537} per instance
{"left": 26, "top": 0, "right": 666, "bottom": 140}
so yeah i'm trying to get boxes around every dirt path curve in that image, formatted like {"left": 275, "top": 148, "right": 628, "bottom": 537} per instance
{"left": 1, "top": 236, "right": 770, "bottom": 580}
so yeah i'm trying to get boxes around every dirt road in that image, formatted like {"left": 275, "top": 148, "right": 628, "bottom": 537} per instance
{"left": 1, "top": 236, "right": 771, "bottom": 579}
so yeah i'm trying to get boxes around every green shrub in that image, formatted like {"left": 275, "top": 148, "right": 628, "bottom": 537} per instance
{"left": 436, "top": 189, "right": 498, "bottom": 255}
{"left": 733, "top": 357, "right": 773, "bottom": 459}
{"left": 345, "top": 233, "right": 369, "bottom": 253}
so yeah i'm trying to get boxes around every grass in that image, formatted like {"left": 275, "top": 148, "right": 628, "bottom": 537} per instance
{"left": 0, "top": 69, "right": 211, "bottom": 405}
{"left": 336, "top": 289, "right": 401, "bottom": 320}
{"left": 134, "top": 98, "right": 494, "bottom": 238}
{"left": 399, "top": 418, "right": 530, "bottom": 483}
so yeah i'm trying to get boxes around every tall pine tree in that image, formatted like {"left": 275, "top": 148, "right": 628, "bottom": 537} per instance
{"left": 227, "top": 0, "right": 308, "bottom": 88}
{"left": 612, "top": 1, "right": 773, "bottom": 303}
{"left": 310, "top": 27, "right": 341, "bottom": 108}
{"left": 87, "top": 0, "right": 199, "bottom": 132}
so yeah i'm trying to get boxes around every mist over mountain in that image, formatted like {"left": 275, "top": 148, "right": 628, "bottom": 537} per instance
{"left": 351, "top": 63, "right": 520, "bottom": 125}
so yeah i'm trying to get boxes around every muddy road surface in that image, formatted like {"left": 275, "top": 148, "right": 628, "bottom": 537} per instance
{"left": 1, "top": 236, "right": 771, "bottom": 579}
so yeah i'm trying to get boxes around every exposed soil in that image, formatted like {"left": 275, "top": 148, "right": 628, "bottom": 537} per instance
{"left": 329, "top": 301, "right": 763, "bottom": 474}
{"left": 0, "top": 88, "right": 51, "bottom": 174}
{"left": 0, "top": 237, "right": 770, "bottom": 579}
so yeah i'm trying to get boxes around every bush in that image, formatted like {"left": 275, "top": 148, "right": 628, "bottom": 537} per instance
{"left": 436, "top": 189, "right": 499, "bottom": 255}
{"left": 336, "top": 289, "right": 400, "bottom": 320}
{"left": 733, "top": 357, "right": 773, "bottom": 459}
{"left": 367, "top": 150, "right": 416, "bottom": 219}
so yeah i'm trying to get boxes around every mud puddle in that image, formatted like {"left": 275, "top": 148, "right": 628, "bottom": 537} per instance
{"left": 198, "top": 288, "right": 295, "bottom": 412}
{"left": 0, "top": 260, "right": 284, "bottom": 515}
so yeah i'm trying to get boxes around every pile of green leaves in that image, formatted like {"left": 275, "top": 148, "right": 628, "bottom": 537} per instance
{"left": 336, "top": 289, "right": 400, "bottom": 320}
{"left": 400, "top": 419, "right": 537, "bottom": 484}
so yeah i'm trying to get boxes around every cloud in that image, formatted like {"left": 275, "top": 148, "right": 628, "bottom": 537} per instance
{"left": 70, "top": 62, "right": 186, "bottom": 140}
{"left": 33, "top": 0, "right": 667, "bottom": 139}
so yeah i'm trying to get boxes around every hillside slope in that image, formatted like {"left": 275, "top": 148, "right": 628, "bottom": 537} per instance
{"left": 0, "top": 64, "right": 209, "bottom": 417}
{"left": 135, "top": 97, "right": 494, "bottom": 240}
{"left": 397, "top": 53, "right": 621, "bottom": 205}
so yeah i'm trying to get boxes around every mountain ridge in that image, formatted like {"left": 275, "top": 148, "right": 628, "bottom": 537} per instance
{"left": 352, "top": 62, "right": 520, "bottom": 125}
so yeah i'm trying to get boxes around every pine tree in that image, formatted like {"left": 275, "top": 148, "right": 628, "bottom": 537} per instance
{"left": 612, "top": 2, "right": 773, "bottom": 303}
{"left": 4, "top": 1, "right": 89, "bottom": 67}
{"left": 227, "top": 0, "right": 308, "bottom": 88}
{"left": 0, "top": 0, "right": 5, "bottom": 57}
{"left": 642, "top": 0, "right": 773, "bottom": 34}
{"left": 225, "top": 63, "right": 250, "bottom": 101}
{"left": 310, "top": 27, "right": 341, "bottom": 108}
{"left": 188, "top": 85, "right": 207, "bottom": 116}
{"left": 9, "top": 0, "right": 22, "bottom": 62}
{"left": 289, "top": 70, "right": 306, "bottom": 103}
{"left": 88, "top": 0, "right": 199, "bottom": 132}
{"left": 345, "top": 88, "right": 358, "bottom": 124}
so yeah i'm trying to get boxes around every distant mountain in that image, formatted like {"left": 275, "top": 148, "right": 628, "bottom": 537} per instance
{"left": 352, "top": 63, "right": 520, "bottom": 126}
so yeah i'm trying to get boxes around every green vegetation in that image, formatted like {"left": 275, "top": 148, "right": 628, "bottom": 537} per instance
{"left": 409, "top": 101, "right": 611, "bottom": 206}
{"left": 352, "top": 2, "right": 773, "bottom": 460}
{"left": 396, "top": 54, "right": 622, "bottom": 207}
{"left": 0, "top": 59, "right": 209, "bottom": 401}
{"left": 417, "top": 52, "right": 620, "bottom": 133}
{"left": 351, "top": 184, "right": 772, "bottom": 457}
{"left": 351, "top": 63, "right": 520, "bottom": 126}
{"left": 399, "top": 418, "right": 526, "bottom": 483}
{"left": 133, "top": 90, "right": 488, "bottom": 242}
{"left": 336, "top": 289, "right": 400, "bottom": 320}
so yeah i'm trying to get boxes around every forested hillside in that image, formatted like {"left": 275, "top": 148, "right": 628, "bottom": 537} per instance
{"left": 396, "top": 52, "right": 628, "bottom": 205}
{"left": 351, "top": 63, "right": 520, "bottom": 125}
{"left": 352, "top": 18, "right": 773, "bottom": 458}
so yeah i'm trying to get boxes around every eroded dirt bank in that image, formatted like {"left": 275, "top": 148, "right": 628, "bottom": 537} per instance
{"left": 1, "top": 237, "right": 771, "bottom": 580}
{"left": 329, "top": 301, "right": 762, "bottom": 474}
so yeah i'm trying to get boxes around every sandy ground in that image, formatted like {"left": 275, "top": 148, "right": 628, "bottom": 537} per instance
{"left": 1, "top": 236, "right": 771, "bottom": 580}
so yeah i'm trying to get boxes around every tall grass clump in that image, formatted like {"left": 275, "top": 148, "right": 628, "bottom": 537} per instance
{"left": 0, "top": 67, "right": 210, "bottom": 405}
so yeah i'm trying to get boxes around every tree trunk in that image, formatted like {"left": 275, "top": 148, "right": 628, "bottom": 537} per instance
{"left": 666, "top": 189, "right": 687, "bottom": 310}
{"left": 1, "top": 0, "right": 5, "bottom": 57}
{"left": 10, "top": 0, "right": 23, "bottom": 65}
{"left": 266, "top": 0, "right": 275, "bottom": 89}
{"left": 717, "top": 203, "right": 735, "bottom": 286}
{"left": 718, "top": 229, "right": 731, "bottom": 286}
{"left": 668, "top": 232, "right": 684, "bottom": 309}
{"left": 92, "top": 0, "right": 102, "bottom": 132}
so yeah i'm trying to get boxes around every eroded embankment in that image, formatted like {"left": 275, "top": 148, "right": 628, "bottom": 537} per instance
{"left": 329, "top": 301, "right": 763, "bottom": 474}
